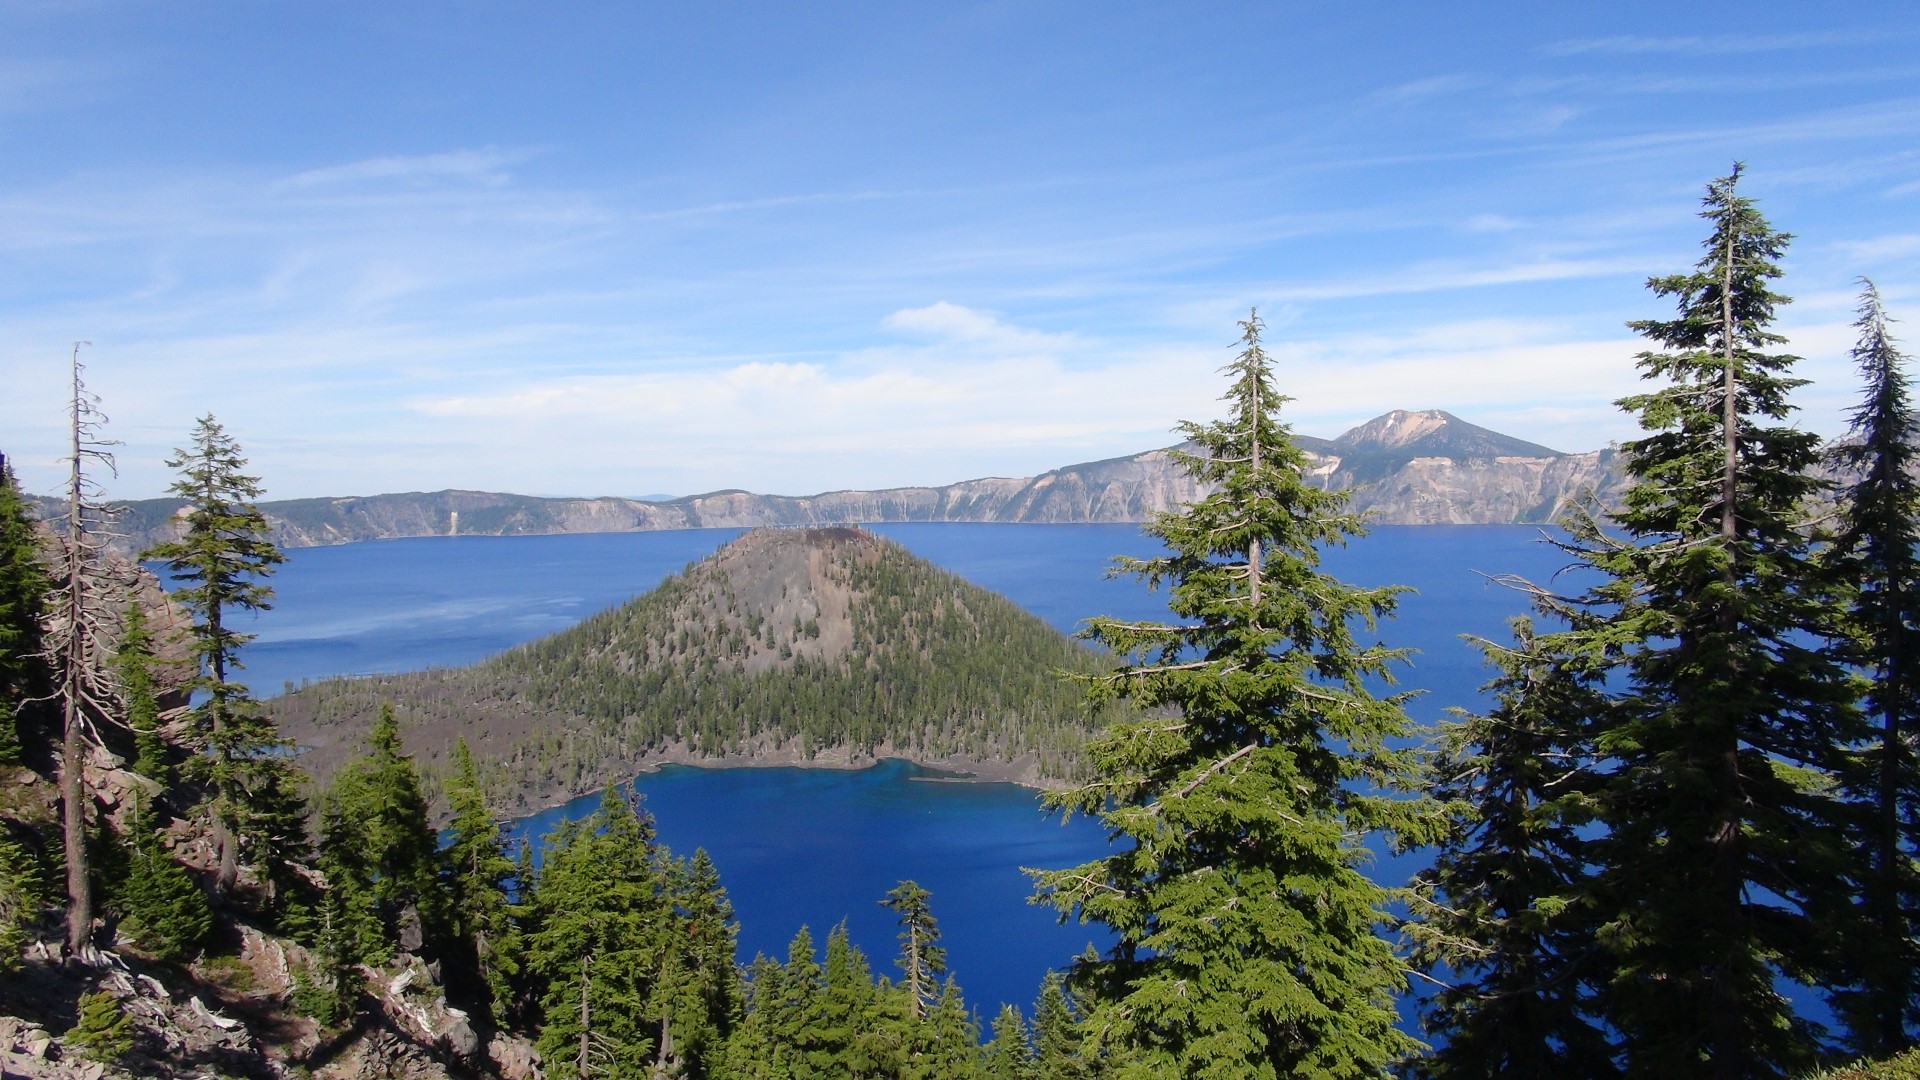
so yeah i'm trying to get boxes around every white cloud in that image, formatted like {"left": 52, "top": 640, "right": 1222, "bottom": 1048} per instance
{"left": 278, "top": 149, "right": 533, "bottom": 190}
{"left": 1834, "top": 233, "right": 1920, "bottom": 263}
{"left": 1540, "top": 30, "right": 1892, "bottom": 59}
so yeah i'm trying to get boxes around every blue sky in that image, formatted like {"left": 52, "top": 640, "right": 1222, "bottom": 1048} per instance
{"left": 3, "top": 3, "right": 1917, "bottom": 501}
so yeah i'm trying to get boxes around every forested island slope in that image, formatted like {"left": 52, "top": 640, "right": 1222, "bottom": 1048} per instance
{"left": 269, "top": 526, "right": 1123, "bottom": 812}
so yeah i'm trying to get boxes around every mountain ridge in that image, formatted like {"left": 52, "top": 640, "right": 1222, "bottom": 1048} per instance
{"left": 30, "top": 409, "right": 1631, "bottom": 550}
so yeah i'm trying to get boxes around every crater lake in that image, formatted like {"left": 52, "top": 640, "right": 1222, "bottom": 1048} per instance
{"left": 182, "top": 522, "right": 1582, "bottom": 1015}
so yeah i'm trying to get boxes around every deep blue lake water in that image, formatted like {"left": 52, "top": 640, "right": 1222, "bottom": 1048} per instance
{"left": 194, "top": 522, "right": 1583, "bottom": 1016}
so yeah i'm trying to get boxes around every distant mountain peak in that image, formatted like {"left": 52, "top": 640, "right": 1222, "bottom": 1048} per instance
{"left": 1331, "top": 409, "right": 1565, "bottom": 463}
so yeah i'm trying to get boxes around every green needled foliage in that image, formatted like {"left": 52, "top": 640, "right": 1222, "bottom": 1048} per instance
{"left": 318, "top": 704, "right": 444, "bottom": 963}
{"left": 145, "top": 415, "right": 293, "bottom": 897}
{"left": 881, "top": 879, "right": 945, "bottom": 1020}
{"left": 0, "top": 456, "right": 51, "bottom": 765}
{"left": 1564, "top": 166, "right": 1858, "bottom": 1078}
{"left": 116, "top": 602, "right": 169, "bottom": 785}
{"left": 116, "top": 796, "right": 211, "bottom": 963}
{"left": 443, "top": 738, "right": 519, "bottom": 1028}
{"left": 1829, "top": 280, "right": 1920, "bottom": 1057}
{"left": 67, "top": 989, "right": 136, "bottom": 1063}
{"left": 523, "top": 785, "right": 739, "bottom": 1080}
{"left": 1407, "top": 616, "right": 1617, "bottom": 1078}
{"left": 1030, "top": 311, "right": 1439, "bottom": 1078}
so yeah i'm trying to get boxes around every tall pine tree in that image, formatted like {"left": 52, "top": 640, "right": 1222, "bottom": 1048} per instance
{"left": 146, "top": 414, "right": 291, "bottom": 898}
{"left": 1030, "top": 311, "right": 1439, "bottom": 1077}
{"left": 1570, "top": 165, "right": 1857, "bottom": 1078}
{"left": 1829, "top": 279, "right": 1920, "bottom": 1056}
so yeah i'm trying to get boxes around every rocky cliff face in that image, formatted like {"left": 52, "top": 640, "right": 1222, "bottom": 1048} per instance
{"left": 52, "top": 410, "right": 1630, "bottom": 552}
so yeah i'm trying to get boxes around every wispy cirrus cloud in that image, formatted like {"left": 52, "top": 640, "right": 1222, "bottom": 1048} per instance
{"left": 1540, "top": 29, "right": 1898, "bottom": 58}
{"left": 277, "top": 148, "right": 537, "bottom": 190}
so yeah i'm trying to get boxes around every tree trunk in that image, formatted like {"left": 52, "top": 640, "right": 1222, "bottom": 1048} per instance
{"left": 60, "top": 356, "right": 93, "bottom": 961}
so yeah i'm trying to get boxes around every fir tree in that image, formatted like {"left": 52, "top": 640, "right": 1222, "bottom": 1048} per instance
{"left": 67, "top": 989, "right": 135, "bottom": 1063}
{"left": 317, "top": 704, "right": 442, "bottom": 958}
{"left": 116, "top": 797, "right": 211, "bottom": 963}
{"left": 1571, "top": 165, "right": 1858, "bottom": 1078}
{"left": 0, "top": 453, "right": 52, "bottom": 765}
{"left": 442, "top": 738, "right": 518, "bottom": 1026}
{"left": 1031, "top": 971, "right": 1093, "bottom": 1080}
{"left": 983, "top": 1003, "right": 1037, "bottom": 1080}
{"left": 525, "top": 786, "right": 672, "bottom": 1079}
{"left": 1030, "top": 311, "right": 1438, "bottom": 1077}
{"left": 1408, "top": 616, "right": 1617, "bottom": 1078}
{"left": 880, "top": 879, "right": 945, "bottom": 1020}
{"left": 115, "top": 601, "right": 169, "bottom": 785}
{"left": 1829, "top": 279, "right": 1920, "bottom": 1055}
{"left": 0, "top": 830, "right": 38, "bottom": 975}
{"left": 145, "top": 414, "right": 289, "bottom": 897}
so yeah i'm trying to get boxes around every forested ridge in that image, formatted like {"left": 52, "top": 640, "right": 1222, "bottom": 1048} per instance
{"left": 269, "top": 526, "right": 1126, "bottom": 811}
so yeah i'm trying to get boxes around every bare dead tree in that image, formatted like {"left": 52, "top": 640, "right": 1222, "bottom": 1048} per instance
{"left": 39, "top": 342, "right": 132, "bottom": 963}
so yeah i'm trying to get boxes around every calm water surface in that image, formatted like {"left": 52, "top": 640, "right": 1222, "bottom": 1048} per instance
{"left": 189, "top": 523, "right": 1581, "bottom": 1013}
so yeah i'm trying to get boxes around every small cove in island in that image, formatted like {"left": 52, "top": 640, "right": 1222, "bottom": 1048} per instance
{"left": 194, "top": 522, "right": 1585, "bottom": 1015}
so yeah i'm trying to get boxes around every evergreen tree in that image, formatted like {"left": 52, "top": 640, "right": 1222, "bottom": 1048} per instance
{"left": 816, "top": 921, "right": 889, "bottom": 1076}
{"left": 0, "top": 829, "right": 39, "bottom": 975}
{"left": 525, "top": 786, "right": 674, "bottom": 1079}
{"left": 115, "top": 601, "right": 170, "bottom": 785}
{"left": 880, "top": 880, "right": 945, "bottom": 1020}
{"left": 1571, "top": 165, "right": 1857, "bottom": 1077}
{"left": 67, "top": 989, "right": 136, "bottom": 1063}
{"left": 982, "top": 1004, "right": 1037, "bottom": 1080}
{"left": 317, "top": 705, "right": 443, "bottom": 961}
{"left": 0, "top": 453, "right": 52, "bottom": 765}
{"left": 145, "top": 414, "right": 289, "bottom": 897}
{"left": 1030, "top": 311, "right": 1438, "bottom": 1077}
{"left": 442, "top": 738, "right": 518, "bottom": 1026}
{"left": 1407, "top": 616, "right": 1617, "bottom": 1078}
{"left": 1031, "top": 971, "right": 1093, "bottom": 1080}
{"left": 1829, "top": 279, "right": 1920, "bottom": 1055}
{"left": 116, "top": 797, "right": 211, "bottom": 963}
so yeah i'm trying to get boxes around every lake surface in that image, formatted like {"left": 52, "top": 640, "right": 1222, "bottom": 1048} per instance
{"left": 188, "top": 522, "right": 1584, "bottom": 1015}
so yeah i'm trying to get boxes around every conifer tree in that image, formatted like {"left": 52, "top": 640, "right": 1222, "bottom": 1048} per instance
{"left": 1031, "top": 971, "right": 1094, "bottom": 1080}
{"left": 524, "top": 785, "right": 688, "bottom": 1079}
{"left": 0, "top": 830, "right": 38, "bottom": 975}
{"left": 0, "top": 453, "right": 52, "bottom": 765}
{"left": 1569, "top": 165, "right": 1857, "bottom": 1078}
{"left": 1408, "top": 616, "right": 1616, "bottom": 1078}
{"left": 116, "top": 796, "right": 210, "bottom": 963}
{"left": 115, "top": 602, "right": 169, "bottom": 785}
{"left": 1030, "top": 311, "right": 1437, "bottom": 1077}
{"left": 443, "top": 738, "right": 518, "bottom": 1026}
{"left": 816, "top": 921, "right": 888, "bottom": 1076}
{"left": 318, "top": 705, "right": 442, "bottom": 960}
{"left": 67, "top": 989, "right": 136, "bottom": 1063}
{"left": 983, "top": 1003, "right": 1037, "bottom": 1080}
{"left": 146, "top": 414, "right": 289, "bottom": 897}
{"left": 880, "top": 879, "right": 945, "bottom": 1020}
{"left": 1829, "top": 279, "right": 1920, "bottom": 1055}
